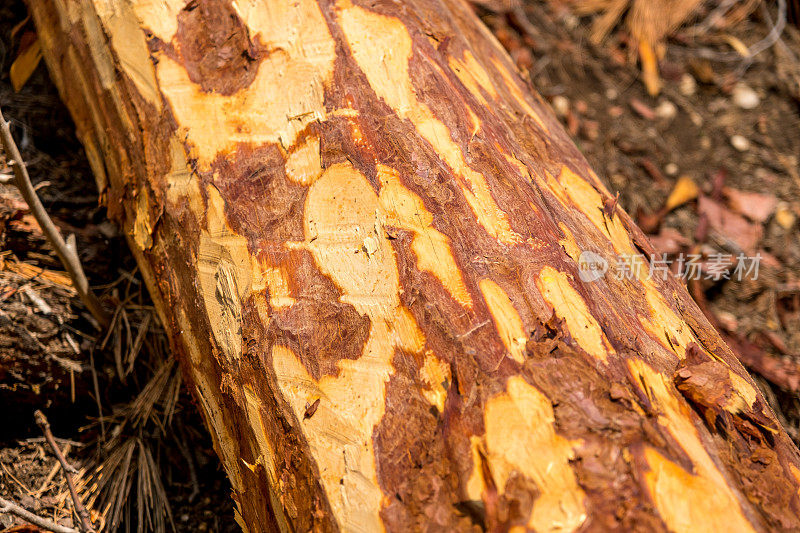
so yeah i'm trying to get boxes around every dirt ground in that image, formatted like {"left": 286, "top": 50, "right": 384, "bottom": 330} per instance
{"left": 1, "top": 0, "right": 800, "bottom": 531}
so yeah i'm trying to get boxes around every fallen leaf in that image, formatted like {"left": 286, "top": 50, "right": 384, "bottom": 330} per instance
{"left": 757, "top": 249, "right": 782, "bottom": 269}
{"left": 10, "top": 32, "right": 42, "bottom": 92}
{"left": 774, "top": 203, "right": 796, "bottom": 230}
{"left": 638, "top": 38, "right": 662, "bottom": 96}
{"left": 636, "top": 208, "right": 662, "bottom": 234}
{"left": 637, "top": 158, "right": 666, "bottom": 184}
{"left": 722, "top": 187, "right": 777, "bottom": 223}
{"left": 709, "top": 168, "right": 727, "bottom": 201}
{"left": 665, "top": 175, "right": 699, "bottom": 211}
{"left": 697, "top": 196, "right": 762, "bottom": 254}
{"left": 629, "top": 98, "right": 656, "bottom": 120}
{"left": 647, "top": 227, "right": 691, "bottom": 254}
{"left": 715, "top": 310, "right": 738, "bottom": 332}
{"left": 721, "top": 34, "right": 751, "bottom": 57}
{"left": 688, "top": 57, "right": 715, "bottom": 84}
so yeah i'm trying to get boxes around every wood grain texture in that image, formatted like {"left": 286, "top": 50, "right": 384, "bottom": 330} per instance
{"left": 26, "top": 0, "right": 800, "bottom": 531}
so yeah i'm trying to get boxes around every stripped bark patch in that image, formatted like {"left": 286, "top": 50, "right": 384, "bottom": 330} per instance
{"left": 480, "top": 376, "right": 587, "bottom": 532}
{"left": 479, "top": 279, "right": 527, "bottom": 363}
{"left": 285, "top": 135, "right": 323, "bottom": 186}
{"left": 149, "top": 0, "right": 336, "bottom": 169}
{"left": 273, "top": 161, "right": 428, "bottom": 530}
{"left": 377, "top": 164, "right": 473, "bottom": 308}
{"left": 535, "top": 266, "right": 611, "bottom": 363}
{"left": 197, "top": 184, "right": 253, "bottom": 365}
{"left": 639, "top": 284, "right": 697, "bottom": 359}
{"left": 628, "top": 359, "right": 756, "bottom": 533}
{"left": 556, "top": 165, "right": 634, "bottom": 256}
{"left": 339, "top": 2, "right": 521, "bottom": 245}
{"left": 448, "top": 49, "right": 498, "bottom": 107}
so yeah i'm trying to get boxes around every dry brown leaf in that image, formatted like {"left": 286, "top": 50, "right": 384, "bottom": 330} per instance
{"left": 775, "top": 204, "right": 797, "bottom": 230}
{"left": 720, "top": 34, "right": 751, "bottom": 57}
{"left": 629, "top": 98, "right": 655, "bottom": 120}
{"left": 697, "top": 196, "right": 762, "bottom": 254}
{"left": 665, "top": 175, "right": 699, "bottom": 211}
{"left": 569, "top": 0, "right": 707, "bottom": 94}
{"left": 647, "top": 227, "right": 691, "bottom": 254}
{"left": 638, "top": 38, "right": 662, "bottom": 96}
{"left": 722, "top": 187, "right": 777, "bottom": 223}
{"left": 10, "top": 33, "right": 42, "bottom": 92}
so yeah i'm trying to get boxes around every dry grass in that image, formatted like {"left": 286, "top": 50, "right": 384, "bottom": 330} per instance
{"left": 565, "top": 0, "right": 763, "bottom": 93}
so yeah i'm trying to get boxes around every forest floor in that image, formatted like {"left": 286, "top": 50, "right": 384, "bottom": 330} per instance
{"left": 1, "top": 0, "right": 799, "bottom": 531}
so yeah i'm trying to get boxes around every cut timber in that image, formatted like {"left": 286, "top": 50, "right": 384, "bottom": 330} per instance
{"left": 27, "top": 0, "right": 800, "bottom": 531}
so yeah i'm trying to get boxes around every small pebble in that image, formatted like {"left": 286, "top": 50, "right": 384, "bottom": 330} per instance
{"left": 605, "top": 87, "right": 618, "bottom": 100}
{"left": 730, "top": 134, "right": 751, "bottom": 152}
{"left": 679, "top": 73, "right": 697, "bottom": 96}
{"left": 610, "top": 173, "right": 627, "bottom": 189}
{"left": 581, "top": 119, "right": 600, "bottom": 141}
{"left": 551, "top": 95, "right": 569, "bottom": 117}
{"left": 664, "top": 163, "right": 679, "bottom": 176}
{"left": 708, "top": 97, "right": 729, "bottom": 114}
{"left": 563, "top": 13, "right": 579, "bottom": 30}
{"left": 716, "top": 311, "right": 739, "bottom": 331}
{"left": 655, "top": 100, "right": 677, "bottom": 120}
{"left": 732, "top": 83, "right": 760, "bottom": 110}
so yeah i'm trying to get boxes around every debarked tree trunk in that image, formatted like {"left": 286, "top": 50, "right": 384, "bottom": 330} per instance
{"left": 26, "top": 0, "right": 800, "bottom": 531}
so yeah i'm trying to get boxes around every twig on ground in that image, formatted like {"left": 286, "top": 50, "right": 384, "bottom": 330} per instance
{"left": 0, "top": 106, "right": 110, "bottom": 327}
{"left": 679, "top": 0, "right": 787, "bottom": 63}
{"left": 35, "top": 410, "right": 95, "bottom": 533}
{"left": 34, "top": 443, "right": 72, "bottom": 498}
{"left": 0, "top": 497, "right": 79, "bottom": 533}
{"left": 89, "top": 349, "right": 106, "bottom": 443}
{"left": 691, "top": 0, "right": 738, "bottom": 35}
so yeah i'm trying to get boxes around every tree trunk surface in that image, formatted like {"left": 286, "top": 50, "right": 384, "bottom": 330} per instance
{"left": 26, "top": 0, "right": 800, "bottom": 531}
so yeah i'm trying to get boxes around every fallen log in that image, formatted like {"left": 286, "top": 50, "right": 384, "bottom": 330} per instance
{"left": 26, "top": 0, "right": 800, "bottom": 531}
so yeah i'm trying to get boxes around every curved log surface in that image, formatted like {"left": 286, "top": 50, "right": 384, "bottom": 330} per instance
{"left": 26, "top": 0, "right": 800, "bottom": 531}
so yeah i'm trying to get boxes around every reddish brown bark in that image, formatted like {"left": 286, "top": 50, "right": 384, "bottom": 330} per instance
{"left": 26, "top": 0, "right": 800, "bottom": 531}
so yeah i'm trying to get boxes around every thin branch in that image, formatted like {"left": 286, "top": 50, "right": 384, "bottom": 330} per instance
{"left": 34, "top": 410, "right": 95, "bottom": 533}
{"left": 0, "top": 497, "right": 79, "bottom": 533}
{"left": 0, "top": 107, "right": 110, "bottom": 327}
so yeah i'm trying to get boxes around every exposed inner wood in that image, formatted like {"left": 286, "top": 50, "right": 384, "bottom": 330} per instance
{"left": 27, "top": 0, "right": 800, "bottom": 531}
